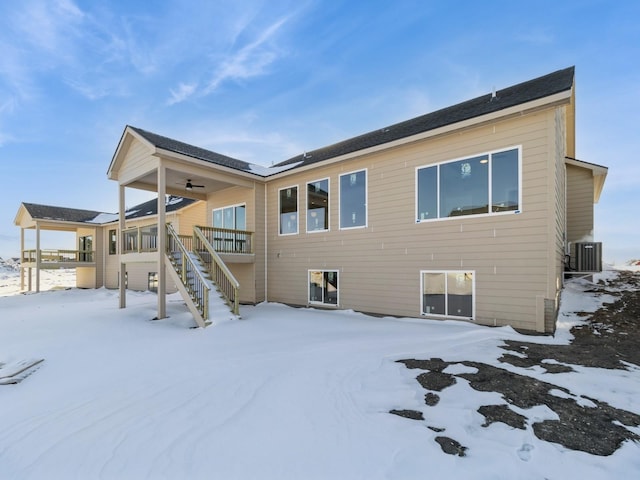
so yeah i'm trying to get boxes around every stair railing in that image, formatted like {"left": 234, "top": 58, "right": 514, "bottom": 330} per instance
{"left": 166, "top": 224, "right": 210, "bottom": 320}
{"left": 193, "top": 226, "right": 240, "bottom": 316}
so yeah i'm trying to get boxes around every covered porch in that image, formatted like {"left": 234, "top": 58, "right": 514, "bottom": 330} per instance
{"left": 107, "top": 126, "right": 266, "bottom": 322}
{"left": 14, "top": 203, "right": 102, "bottom": 292}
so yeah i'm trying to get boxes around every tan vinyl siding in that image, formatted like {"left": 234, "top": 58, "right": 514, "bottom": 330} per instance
{"left": 116, "top": 139, "right": 157, "bottom": 184}
{"left": 566, "top": 164, "right": 594, "bottom": 243}
{"left": 208, "top": 185, "right": 260, "bottom": 303}
{"left": 175, "top": 201, "right": 206, "bottom": 235}
{"left": 253, "top": 182, "right": 267, "bottom": 303}
{"left": 267, "top": 109, "right": 561, "bottom": 332}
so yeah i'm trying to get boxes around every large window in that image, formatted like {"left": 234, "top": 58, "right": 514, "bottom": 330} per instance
{"left": 307, "top": 179, "right": 329, "bottom": 232}
{"left": 340, "top": 169, "right": 367, "bottom": 229}
{"left": 416, "top": 147, "right": 520, "bottom": 221}
{"left": 421, "top": 271, "right": 474, "bottom": 319}
{"left": 309, "top": 270, "right": 339, "bottom": 306}
{"left": 213, "top": 204, "right": 246, "bottom": 230}
{"left": 279, "top": 186, "right": 298, "bottom": 235}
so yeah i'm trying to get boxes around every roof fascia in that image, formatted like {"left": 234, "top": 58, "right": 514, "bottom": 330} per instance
{"left": 267, "top": 89, "right": 573, "bottom": 181}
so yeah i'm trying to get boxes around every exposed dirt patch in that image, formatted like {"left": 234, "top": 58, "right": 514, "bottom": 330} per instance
{"left": 391, "top": 270, "right": 640, "bottom": 457}
{"left": 501, "top": 270, "right": 640, "bottom": 371}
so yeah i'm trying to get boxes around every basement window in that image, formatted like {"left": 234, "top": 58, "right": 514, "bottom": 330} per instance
{"left": 421, "top": 271, "right": 474, "bottom": 319}
{"left": 309, "top": 270, "right": 338, "bottom": 306}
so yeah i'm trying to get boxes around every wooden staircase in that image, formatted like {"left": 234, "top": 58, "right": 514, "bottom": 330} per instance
{"left": 165, "top": 225, "right": 240, "bottom": 327}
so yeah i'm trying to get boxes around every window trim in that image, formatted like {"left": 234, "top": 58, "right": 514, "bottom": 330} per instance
{"left": 308, "top": 269, "right": 339, "bottom": 307}
{"left": 278, "top": 185, "right": 299, "bottom": 236}
{"left": 420, "top": 270, "right": 475, "bottom": 320}
{"left": 339, "top": 168, "right": 368, "bottom": 230}
{"left": 415, "top": 146, "right": 522, "bottom": 223}
{"left": 306, "top": 177, "right": 330, "bottom": 233}
{"left": 212, "top": 203, "right": 247, "bottom": 230}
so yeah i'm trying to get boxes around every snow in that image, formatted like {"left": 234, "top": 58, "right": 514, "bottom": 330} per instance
{"left": 0, "top": 263, "right": 639, "bottom": 479}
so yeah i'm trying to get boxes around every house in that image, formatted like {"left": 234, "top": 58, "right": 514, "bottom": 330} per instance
{"left": 20, "top": 66, "right": 608, "bottom": 333}
{"left": 14, "top": 196, "right": 204, "bottom": 293}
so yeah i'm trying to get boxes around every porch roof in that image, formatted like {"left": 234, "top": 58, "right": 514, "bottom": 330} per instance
{"left": 15, "top": 196, "right": 197, "bottom": 228}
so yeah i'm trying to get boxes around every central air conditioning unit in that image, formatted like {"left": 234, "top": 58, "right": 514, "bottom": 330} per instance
{"left": 573, "top": 242, "right": 602, "bottom": 272}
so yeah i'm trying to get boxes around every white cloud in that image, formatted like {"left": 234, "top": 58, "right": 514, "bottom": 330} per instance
{"left": 167, "top": 82, "right": 198, "bottom": 106}
{"left": 13, "top": 0, "right": 85, "bottom": 56}
{"left": 204, "top": 15, "right": 290, "bottom": 94}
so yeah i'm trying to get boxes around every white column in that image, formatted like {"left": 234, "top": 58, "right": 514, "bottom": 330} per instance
{"left": 20, "top": 228, "right": 25, "bottom": 291}
{"left": 35, "top": 223, "right": 41, "bottom": 293}
{"left": 157, "top": 163, "right": 167, "bottom": 319}
{"left": 119, "top": 185, "right": 126, "bottom": 309}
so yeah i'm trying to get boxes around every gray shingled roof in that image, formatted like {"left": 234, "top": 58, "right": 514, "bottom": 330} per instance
{"left": 273, "top": 66, "right": 575, "bottom": 168}
{"left": 125, "top": 67, "right": 574, "bottom": 175}
{"left": 129, "top": 126, "right": 254, "bottom": 173}
{"left": 22, "top": 203, "right": 106, "bottom": 223}
{"left": 122, "top": 196, "right": 197, "bottom": 220}
{"left": 22, "top": 196, "right": 196, "bottom": 224}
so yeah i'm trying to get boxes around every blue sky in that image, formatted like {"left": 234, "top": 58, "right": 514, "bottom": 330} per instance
{"left": 0, "top": 0, "right": 638, "bottom": 262}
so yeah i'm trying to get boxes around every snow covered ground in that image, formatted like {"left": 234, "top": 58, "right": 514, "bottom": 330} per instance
{"left": 1, "top": 262, "right": 639, "bottom": 479}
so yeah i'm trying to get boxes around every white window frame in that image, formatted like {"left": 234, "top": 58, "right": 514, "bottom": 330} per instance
{"left": 212, "top": 203, "right": 247, "bottom": 230}
{"left": 306, "top": 177, "right": 330, "bottom": 233}
{"left": 278, "top": 185, "right": 299, "bottom": 236}
{"left": 420, "top": 270, "right": 475, "bottom": 320}
{"left": 308, "top": 269, "right": 339, "bottom": 307}
{"left": 339, "top": 168, "right": 368, "bottom": 230}
{"left": 415, "top": 146, "right": 522, "bottom": 223}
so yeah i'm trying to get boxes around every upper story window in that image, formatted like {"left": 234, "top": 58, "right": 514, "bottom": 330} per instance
{"left": 307, "top": 178, "right": 329, "bottom": 232}
{"left": 339, "top": 169, "right": 367, "bottom": 229}
{"left": 279, "top": 186, "right": 298, "bottom": 235}
{"left": 213, "top": 204, "right": 246, "bottom": 230}
{"left": 416, "top": 147, "right": 520, "bottom": 222}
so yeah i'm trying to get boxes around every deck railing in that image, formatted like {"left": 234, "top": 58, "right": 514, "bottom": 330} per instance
{"left": 22, "top": 249, "right": 94, "bottom": 264}
{"left": 193, "top": 226, "right": 240, "bottom": 316}
{"left": 166, "top": 225, "right": 209, "bottom": 322}
{"left": 196, "top": 226, "right": 253, "bottom": 254}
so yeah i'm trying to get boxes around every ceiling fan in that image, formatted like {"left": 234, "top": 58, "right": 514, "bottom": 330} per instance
{"left": 183, "top": 179, "right": 204, "bottom": 191}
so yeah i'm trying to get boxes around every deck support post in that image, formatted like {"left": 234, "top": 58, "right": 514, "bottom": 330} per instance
{"left": 20, "top": 228, "right": 25, "bottom": 291}
{"left": 157, "top": 163, "right": 167, "bottom": 320}
{"left": 118, "top": 185, "right": 126, "bottom": 309}
{"left": 35, "top": 223, "right": 41, "bottom": 293}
